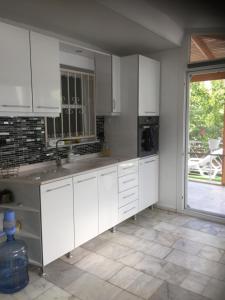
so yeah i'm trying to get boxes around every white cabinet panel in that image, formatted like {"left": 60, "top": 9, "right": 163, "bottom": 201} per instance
{"left": 112, "top": 55, "right": 120, "bottom": 113}
{"left": 119, "top": 187, "right": 138, "bottom": 208}
{"left": 118, "top": 200, "right": 138, "bottom": 222}
{"left": 30, "top": 32, "right": 61, "bottom": 114}
{"left": 41, "top": 178, "right": 74, "bottom": 266}
{"left": 139, "top": 156, "right": 159, "bottom": 210}
{"left": 0, "top": 22, "right": 32, "bottom": 113}
{"left": 119, "top": 172, "right": 139, "bottom": 193}
{"left": 95, "top": 54, "right": 120, "bottom": 115}
{"left": 98, "top": 166, "right": 118, "bottom": 233}
{"left": 73, "top": 172, "right": 98, "bottom": 247}
{"left": 118, "top": 160, "right": 139, "bottom": 177}
{"left": 138, "top": 56, "right": 160, "bottom": 116}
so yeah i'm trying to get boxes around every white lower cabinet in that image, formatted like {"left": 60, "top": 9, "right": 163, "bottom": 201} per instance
{"left": 73, "top": 172, "right": 99, "bottom": 247}
{"left": 41, "top": 178, "right": 74, "bottom": 266}
{"left": 98, "top": 166, "right": 118, "bottom": 234}
{"left": 139, "top": 156, "right": 159, "bottom": 210}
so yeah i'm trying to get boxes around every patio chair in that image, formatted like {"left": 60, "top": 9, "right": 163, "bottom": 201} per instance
{"left": 188, "top": 148, "right": 222, "bottom": 179}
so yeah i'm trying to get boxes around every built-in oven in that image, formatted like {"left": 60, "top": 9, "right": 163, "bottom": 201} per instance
{"left": 138, "top": 116, "right": 159, "bottom": 157}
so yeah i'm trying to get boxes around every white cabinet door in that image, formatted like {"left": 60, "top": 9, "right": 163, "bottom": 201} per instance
{"left": 41, "top": 178, "right": 74, "bottom": 266}
{"left": 139, "top": 156, "right": 159, "bottom": 211}
{"left": 138, "top": 56, "right": 160, "bottom": 116}
{"left": 112, "top": 55, "right": 120, "bottom": 113}
{"left": 0, "top": 22, "right": 32, "bottom": 113}
{"left": 30, "top": 31, "right": 61, "bottom": 114}
{"left": 95, "top": 54, "right": 112, "bottom": 115}
{"left": 73, "top": 172, "right": 98, "bottom": 247}
{"left": 98, "top": 166, "right": 118, "bottom": 233}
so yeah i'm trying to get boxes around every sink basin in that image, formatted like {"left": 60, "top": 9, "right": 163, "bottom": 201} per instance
{"left": 61, "top": 157, "right": 118, "bottom": 171}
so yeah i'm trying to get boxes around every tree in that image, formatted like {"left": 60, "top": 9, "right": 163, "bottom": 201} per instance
{"left": 189, "top": 80, "right": 225, "bottom": 143}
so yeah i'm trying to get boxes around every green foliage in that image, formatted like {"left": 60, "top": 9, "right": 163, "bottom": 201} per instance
{"left": 189, "top": 80, "right": 225, "bottom": 142}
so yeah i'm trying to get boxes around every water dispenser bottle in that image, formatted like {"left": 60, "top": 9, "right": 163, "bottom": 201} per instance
{"left": 0, "top": 210, "right": 29, "bottom": 294}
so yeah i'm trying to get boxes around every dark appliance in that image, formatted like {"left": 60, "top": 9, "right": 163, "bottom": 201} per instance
{"left": 138, "top": 116, "right": 159, "bottom": 157}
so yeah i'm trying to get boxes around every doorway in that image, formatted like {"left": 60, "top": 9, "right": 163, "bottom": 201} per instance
{"left": 185, "top": 69, "right": 225, "bottom": 216}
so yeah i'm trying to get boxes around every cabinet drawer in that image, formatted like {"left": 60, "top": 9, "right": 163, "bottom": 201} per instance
{"left": 119, "top": 187, "right": 138, "bottom": 208}
{"left": 118, "top": 160, "right": 138, "bottom": 177}
{"left": 119, "top": 172, "right": 138, "bottom": 192}
{"left": 118, "top": 200, "right": 138, "bottom": 222}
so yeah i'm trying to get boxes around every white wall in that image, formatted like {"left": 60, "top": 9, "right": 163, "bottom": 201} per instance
{"left": 59, "top": 51, "right": 95, "bottom": 71}
{"left": 150, "top": 43, "right": 187, "bottom": 211}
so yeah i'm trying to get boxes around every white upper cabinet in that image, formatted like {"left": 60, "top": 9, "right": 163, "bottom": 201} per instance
{"left": 98, "top": 166, "right": 118, "bottom": 234}
{"left": 95, "top": 54, "right": 120, "bottom": 115}
{"left": 138, "top": 55, "right": 160, "bottom": 116}
{"left": 30, "top": 32, "right": 61, "bottom": 114}
{"left": 112, "top": 55, "right": 121, "bottom": 113}
{"left": 0, "top": 22, "right": 32, "bottom": 114}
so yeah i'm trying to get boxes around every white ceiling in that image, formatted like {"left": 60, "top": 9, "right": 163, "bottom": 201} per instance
{"left": 0, "top": 0, "right": 224, "bottom": 55}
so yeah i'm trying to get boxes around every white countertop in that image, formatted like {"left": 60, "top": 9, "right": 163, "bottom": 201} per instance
{"left": 0, "top": 155, "right": 139, "bottom": 185}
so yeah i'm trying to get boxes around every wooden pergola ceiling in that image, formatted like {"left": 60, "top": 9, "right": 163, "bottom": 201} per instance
{"left": 190, "top": 34, "right": 225, "bottom": 63}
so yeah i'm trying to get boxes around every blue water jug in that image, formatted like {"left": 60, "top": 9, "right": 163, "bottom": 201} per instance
{"left": 0, "top": 210, "right": 29, "bottom": 294}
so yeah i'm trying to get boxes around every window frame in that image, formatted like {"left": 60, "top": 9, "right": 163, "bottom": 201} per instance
{"left": 45, "top": 66, "right": 96, "bottom": 147}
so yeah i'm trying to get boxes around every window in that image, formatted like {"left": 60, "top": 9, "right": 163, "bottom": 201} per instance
{"left": 189, "top": 34, "right": 225, "bottom": 66}
{"left": 46, "top": 68, "right": 95, "bottom": 146}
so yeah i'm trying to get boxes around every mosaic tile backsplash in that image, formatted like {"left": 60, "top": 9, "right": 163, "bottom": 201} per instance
{"left": 0, "top": 117, "right": 104, "bottom": 170}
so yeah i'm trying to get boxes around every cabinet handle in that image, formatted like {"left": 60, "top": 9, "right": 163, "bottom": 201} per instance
{"left": 45, "top": 183, "right": 71, "bottom": 192}
{"left": 123, "top": 192, "right": 136, "bottom": 199}
{"left": 144, "top": 111, "right": 155, "bottom": 114}
{"left": 122, "top": 165, "right": 133, "bottom": 170}
{"left": 123, "top": 206, "right": 136, "bottom": 214}
{"left": 144, "top": 160, "right": 154, "bottom": 164}
{"left": 77, "top": 176, "right": 96, "bottom": 183}
{"left": 36, "top": 106, "right": 59, "bottom": 109}
{"left": 1, "top": 104, "right": 31, "bottom": 108}
{"left": 101, "top": 171, "right": 117, "bottom": 177}
{"left": 122, "top": 178, "right": 136, "bottom": 184}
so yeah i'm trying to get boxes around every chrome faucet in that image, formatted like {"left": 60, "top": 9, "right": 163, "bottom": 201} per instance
{"left": 55, "top": 138, "right": 79, "bottom": 167}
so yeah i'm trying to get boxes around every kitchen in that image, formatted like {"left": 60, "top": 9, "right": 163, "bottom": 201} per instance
{"left": 0, "top": 1, "right": 225, "bottom": 300}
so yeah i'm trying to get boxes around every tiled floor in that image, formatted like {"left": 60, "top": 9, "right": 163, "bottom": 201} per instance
{"left": 1, "top": 208, "right": 225, "bottom": 300}
{"left": 188, "top": 181, "right": 225, "bottom": 216}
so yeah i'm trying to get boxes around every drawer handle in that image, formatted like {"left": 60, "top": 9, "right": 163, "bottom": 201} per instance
{"left": 101, "top": 171, "right": 117, "bottom": 177}
{"left": 123, "top": 206, "right": 136, "bottom": 214}
{"left": 1, "top": 104, "right": 31, "bottom": 108}
{"left": 144, "top": 160, "right": 154, "bottom": 164}
{"left": 123, "top": 192, "right": 136, "bottom": 199}
{"left": 122, "top": 166, "right": 133, "bottom": 170}
{"left": 36, "top": 106, "right": 60, "bottom": 109}
{"left": 46, "top": 183, "right": 71, "bottom": 192}
{"left": 77, "top": 176, "right": 96, "bottom": 183}
{"left": 122, "top": 178, "right": 136, "bottom": 184}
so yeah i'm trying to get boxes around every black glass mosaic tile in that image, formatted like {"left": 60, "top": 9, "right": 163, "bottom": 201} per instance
{"left": 0, "top": 116, "right": 104, "bottom": 168}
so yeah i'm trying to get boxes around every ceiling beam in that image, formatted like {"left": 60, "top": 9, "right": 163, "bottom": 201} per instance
{"left": 192, "top": 36, "right": 215, "bottom": 60}
{"left": 191, "top": 72, "right": 225, "bottom": 82}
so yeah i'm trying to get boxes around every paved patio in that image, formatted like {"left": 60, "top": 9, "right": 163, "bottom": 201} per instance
{"left": 188, "top": 181, "right": 225, "bottom": 216}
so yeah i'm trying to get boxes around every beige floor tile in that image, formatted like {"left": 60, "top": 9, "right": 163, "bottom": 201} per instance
{"left": 203, "top": 278, "right": 225, "bottom": 300}
{"left": 172, "top": 238, "right": 203, "bottom": 255}
{"left": 76, "top": 252, "right": 123, "bottom": 280}
{"left": 181, "top": 271, "right": 210, "bottom": 295}
{"left": 166, "top": 249, "right": 225, "bottom": 280}
{"left": 35, "top": 285, "right": 77, "bottom": 300}
{"left": 81, "top": 236, "right": 109, "bottom": 252}
{"left": 46, "top": 259, "right": 84, "bottom": 289}
{"left": 156, "top": 262, "right": 189, "bottom": 285}
{"left": 65, "top": 272, "right": 121, "bottom": 300}
{"left": 112, "top": 290, "right": 143, "bottom": 300}
{"left": 118, "top": 251, "right": 145, "bottom": 267}
{"left": 109, "top": 266, "right": 142, "bottom": 289}
{"left": 134, "top": 254, "right": 167, "bottom": 276}
{"left": 126, "top": 273, "right": 163, "bottom": 299}
{"left": 60, "top": 247, "right": 92, "bottom": 265}
{"left": 198, "top": 245, "right": 224, "bottom": 262}
{"left": 135, "top": 239, "right": 172, "bottom": 259}
{"left": 11, "top": 278, "right": 53, "bottom": 300}
{"left": 117, "top": 222, "right": 142, "bottom": 235}
{"left": 96, "top": 241, "right": 135, "bottom": 260}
